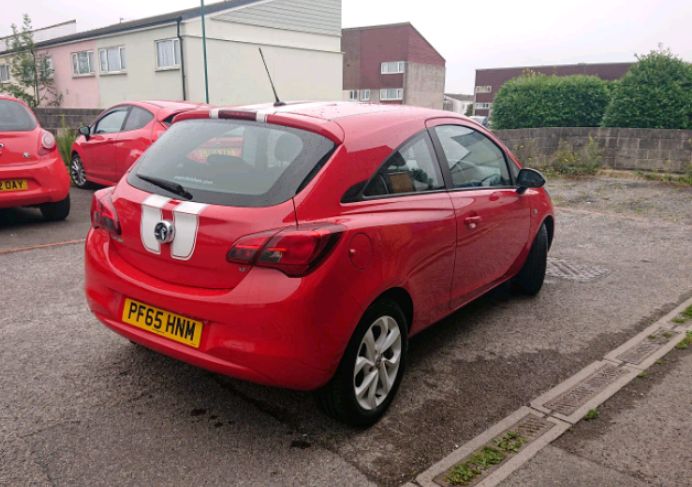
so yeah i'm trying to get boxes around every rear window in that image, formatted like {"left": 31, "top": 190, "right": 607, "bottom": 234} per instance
{"left": 0, "top": 100, "right": 37, "bottom": 131}
{"left": 128, "top": 119, "right": 335, "bottom": 207}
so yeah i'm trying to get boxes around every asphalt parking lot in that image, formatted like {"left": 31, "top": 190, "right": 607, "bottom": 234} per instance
{"left": 1, "top": 177, "right": 691, "bottom": 486}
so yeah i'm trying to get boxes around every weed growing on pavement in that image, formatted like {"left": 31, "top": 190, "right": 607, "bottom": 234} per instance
{"left": 584, "top": 409, "right": 599, "bottom": 421}
{"left": 672, "top": 305, "right": 692, "bottom": 324}
{"left": 674, "top": 332, "right": 692, "bottom": 350}
{"left": 445, "top": 431, "right": 527, "bottom": 485}
{"left": 637, "top": 371, "right": 649, "bottom": 379}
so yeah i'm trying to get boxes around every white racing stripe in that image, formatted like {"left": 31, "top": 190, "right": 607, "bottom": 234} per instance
{"left": 140, "top": 195, "right": 171, "bottom": 254}
{"left": 171, "top": 201, "right": 208, "bottom": 261}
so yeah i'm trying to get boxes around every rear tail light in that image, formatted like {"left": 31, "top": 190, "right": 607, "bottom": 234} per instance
{"left": 227, "top": 224, "right": 345, "bottom": 277}
{"left": 90, "top": 188, "right": 121, "bottom": 238}
{"left": 41, "top": 130, "right": 56, "bottom": 150}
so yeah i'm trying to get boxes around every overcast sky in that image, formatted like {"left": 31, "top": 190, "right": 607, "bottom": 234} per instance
{"left": 1, "top": 0, "right": 690, "bottom": 93}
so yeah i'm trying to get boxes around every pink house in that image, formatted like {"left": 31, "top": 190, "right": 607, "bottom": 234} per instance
{"left": 43, "top": 40, "right": 99, "bottom": 108}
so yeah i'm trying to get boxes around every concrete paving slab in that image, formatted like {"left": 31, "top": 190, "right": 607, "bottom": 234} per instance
{"left": 499, "top": 445, "right": 648, "bottom": 487}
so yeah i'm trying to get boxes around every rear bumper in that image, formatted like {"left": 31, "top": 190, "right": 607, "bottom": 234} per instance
{"left": 0, "top": 156, "right": 70, "bottom": 208}
{"left": 84, "top": 229, "right": 362, "bottom": 391}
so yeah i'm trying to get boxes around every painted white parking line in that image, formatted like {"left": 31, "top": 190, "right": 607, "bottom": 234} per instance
{"left": 411, "top": 295, "right": 692, "bottom": 487}
{"left": 0, "top": 238, "right": 85, "bottom": 256}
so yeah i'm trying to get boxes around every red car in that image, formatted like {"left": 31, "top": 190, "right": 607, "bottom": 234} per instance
{"left": 0, "top": 95, "right": 70, "bottom": 220}
{"left": 70, "top": 100, "right": 205, "bottom": 188}
{"left": 84, "top": 102, "right": 554, "bottom": 426}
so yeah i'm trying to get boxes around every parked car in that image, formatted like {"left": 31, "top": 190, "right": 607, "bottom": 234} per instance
{"left": 0, "top": 95, "right": 70, "bottom": 220}
{"left": 70, "top": 100, "right": 206, "bottom": 188}
{"left": 84, "top": 102, "right": 554, "bottom": 426}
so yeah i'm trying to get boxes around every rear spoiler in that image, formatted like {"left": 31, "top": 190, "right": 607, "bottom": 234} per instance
{"left": 172, "top": 107, "right": 345, "bottom": 144}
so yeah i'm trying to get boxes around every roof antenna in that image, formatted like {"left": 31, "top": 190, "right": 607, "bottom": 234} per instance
{"left": 259, "top": 48, "right": 285, "bottom": 107}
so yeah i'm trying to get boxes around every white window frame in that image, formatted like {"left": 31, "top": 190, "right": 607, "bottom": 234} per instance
{"left": 0, "top": 64, "right": 9, "bottom": 83}
{"left": 475, "top": 85, "right": 492, "bottom": 94}
{"left": 360, "top": 89, "right": 371, "bottom": 102}
{"left": 44, "top": 56, "right": 54, "bottom": 80}
{"left": 98, "top": 46, "right": 127, "bottom": 74}
{"left": 381, "top": 61, "right": 406, "bottom": 75}
{"left": 348, "top": 89, "right": 358, "bottom": 101}
{"left": 72, "top": 50, "right": 95, "bottom": 76}
{"left": 155, "top": 38, "right": 181, "bottom": 70}
{"left": 475, "top": 102, "right": 492, "bottom": 110}
{"left": 380, "top": 88, "right": 404, "bottom": 101}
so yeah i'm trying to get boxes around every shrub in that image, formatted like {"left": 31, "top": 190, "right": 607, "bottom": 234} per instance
{"left": 602, "top": 49, "right": 692, "bottom": 129}
{"left": 549, "top": 137, "right": 602, "bottom": 176}
{"left": 56, "top": 116, "right": 76, "bottom": 169}
{"left": 492, "top": 73, "right": 610, "bottom": 129}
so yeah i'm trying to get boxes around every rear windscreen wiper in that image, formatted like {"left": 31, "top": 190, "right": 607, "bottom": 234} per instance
{"left": 137, "top": 174, "right": 193, "bottom": 200}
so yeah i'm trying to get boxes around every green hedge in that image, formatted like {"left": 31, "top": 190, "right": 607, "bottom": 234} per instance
{"left": 602, "top": 50, "right": 692, "bottom": 129}
{"left": 491, "top": 74, "right": 611, "bottom": 129}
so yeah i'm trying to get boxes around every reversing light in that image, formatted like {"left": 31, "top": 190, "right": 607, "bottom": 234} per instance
{"left": 41, "top": 130, "right": 56, "bottom": 150}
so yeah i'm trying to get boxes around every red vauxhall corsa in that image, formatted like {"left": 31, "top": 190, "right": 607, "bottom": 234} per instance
{"left": 84, "top": 102, "right": 554, "bottom": 426}
{"left": 70, "top": 100, "right": 205, "bottom": 188}
{"left": 0, "top": 95, "right": 70, "bottom": 220}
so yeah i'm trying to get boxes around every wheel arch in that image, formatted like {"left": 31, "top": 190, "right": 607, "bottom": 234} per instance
{"left": 542, "top": 215, "right": 555, "bottom": 250}
{"left": 372, "top": 287, "right": 414, "bottom": 334}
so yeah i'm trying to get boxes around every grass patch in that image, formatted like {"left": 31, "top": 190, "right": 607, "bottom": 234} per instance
{"left": 675, "top": 331, "right": 692, "bottom": 350}
{"left": 584, "top": 409, "right": 599, "bottom": 421}
{"left": 636, "top": 170, "right": 692, "bottom": 186}
{"left": 446, "top": 431, "right": 527, "bottom": 485}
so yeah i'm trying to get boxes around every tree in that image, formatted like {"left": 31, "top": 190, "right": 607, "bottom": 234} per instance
{"left": 4, "top": 14, "right": 61, "bottom": 107}
{"left": 464, "top": 102, "right": 474, "bottom": 117}
{"left": 491, "top": 72, "right": 611, "bottom": 129}
{"left": 602, "top": 48, "right": 692, "bottom": 129}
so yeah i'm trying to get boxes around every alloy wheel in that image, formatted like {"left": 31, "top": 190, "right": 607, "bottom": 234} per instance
{"left": 353, "top": 315, "right": 402, "bottom": 411}
{"left": 70, "top": 156, "right": 87, "bottom": 187}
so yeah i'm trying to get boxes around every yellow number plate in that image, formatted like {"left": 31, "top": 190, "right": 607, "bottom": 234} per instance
{"left": 121, "top": 298, "right": 204, "bottom": 349}
{"left": 0, "top": 179, "right": 28, "bottom": 192}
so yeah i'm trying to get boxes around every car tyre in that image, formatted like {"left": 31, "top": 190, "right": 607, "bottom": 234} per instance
{"left": 316, "top": 298, "right": 407, "bottom": 427}
{"left": 514, "top": 223, "right": 548, "bottom": 296}
{"left": 70, "top": 153, "right": 92, "bottom": 188}
{"left": 40, "top": 195, "right": 71, "bottom": 221}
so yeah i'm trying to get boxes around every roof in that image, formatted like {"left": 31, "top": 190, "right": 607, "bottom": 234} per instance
{"left": 0, "top": 0, "right": 264, "bottom": 54}
{"left": 444, "top": 94, "right": 474, "bottom": 102}
{"left": 476, "top": 61, "right": 633, "bottom": 73}
{"left": 342, "top": 21, "right": 445, "bottom": 63}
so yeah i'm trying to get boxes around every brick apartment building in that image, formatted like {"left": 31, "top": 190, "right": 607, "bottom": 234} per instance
{"left": 342, "top": 22, "right": 446, "bottom": 109}
{"left": 473, "top": 62, "right": 633, "bottom": 117}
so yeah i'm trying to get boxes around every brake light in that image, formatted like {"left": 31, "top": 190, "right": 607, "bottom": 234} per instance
{"left": 227, "top": 224, "right": 345, "bottom": 277}
{"left": 90, "top": 188, "right": 121, "bottom": 238}
{"left": 41, "top": 130, "right": 56, "bottom": 150}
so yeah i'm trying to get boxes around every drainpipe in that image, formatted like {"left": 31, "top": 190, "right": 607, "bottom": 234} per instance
{"left": 176, "top": 17, "right": 187, "bottom": 100}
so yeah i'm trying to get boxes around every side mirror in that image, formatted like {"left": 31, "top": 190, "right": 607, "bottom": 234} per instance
{"left": 78, "top": 125, "right": 91, "bottom": 139}
{"left": 516, "top": 168, "right": 546, "bottom": 194}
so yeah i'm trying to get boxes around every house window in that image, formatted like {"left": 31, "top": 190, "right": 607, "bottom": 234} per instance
{"left": 381, "top": 61, "right": 406, "bottom": 74}
{"left": 475, "top": 85, "right": 492, "bottom": 93}
{"left": 99, "top": 46, "right": 127, "bottom": 74}
{"left": 155, "top": 38, "right": 180, "bottom": 69}
{"left": 348, "top": 90, "right": 358, "bottom": 101}
{"left": 360, "top": 89, "right": 371, "bottom": 102}
{"left": 72, "top": 51, "right": 95, "bottom": 76}
{"left": 380, "top": 88, "right": 404, "bottom": 101}
{"left": 0, "top": 64, "right": 9, "bottom": 82}
{"left": 43, "top": 56, "right": 54, "bottom": 79}
{"left": 475, "top": 102, "right": 492, "bottom": 110}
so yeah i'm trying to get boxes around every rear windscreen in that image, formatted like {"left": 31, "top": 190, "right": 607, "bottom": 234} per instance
{"left": 128, "top": 119, "right": 335, "bottom": 207}
{"left": 0, "top": 100, "right": 37, "bottom": 131}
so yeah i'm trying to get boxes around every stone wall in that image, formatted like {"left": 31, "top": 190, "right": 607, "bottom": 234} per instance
{"left": 493, "top": 127, "right": 692, "bottom": 174}
{"left": 34, "top": 108, "right": 103, "bottom": 135}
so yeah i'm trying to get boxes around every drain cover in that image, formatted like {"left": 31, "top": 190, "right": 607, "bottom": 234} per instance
{"left": 543, "top": 363, "right": 627, "bottom": 416}
{"left": 617, "top": 329, "right": 678, "bottom": 365}
{"left": 546, "top": 258, "right": 609, "bottom": 282}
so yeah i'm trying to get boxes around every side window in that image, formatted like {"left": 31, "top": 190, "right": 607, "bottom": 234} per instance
{"left": 434, "top": 125, "right": 512, "bottom": 189}
{"left": 123, "top": 107, "right": 154, "bottom": 131}
{"left": 364, "top": 133, "right": 444, "bottom": 197}
{"left": 94, "top": 109, "right": 128, "bottom": 134}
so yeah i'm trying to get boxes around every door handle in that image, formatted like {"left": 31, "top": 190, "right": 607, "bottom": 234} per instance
{"left": 464, "top": 216, "right": 482, "bottom": 229}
